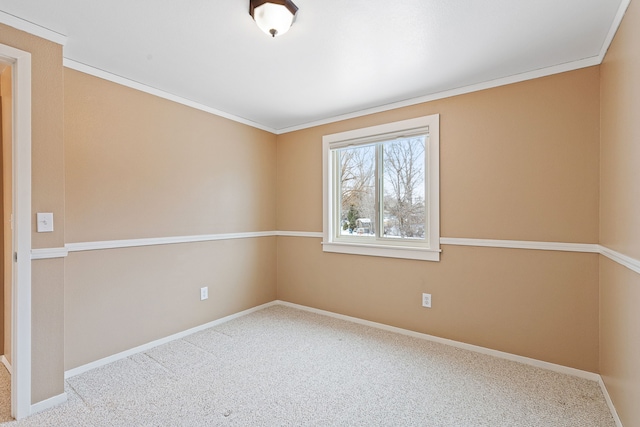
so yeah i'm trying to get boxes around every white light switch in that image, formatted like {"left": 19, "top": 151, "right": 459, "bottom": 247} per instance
{"left": 37, "top": 213, "right": 54, "bottom": 232}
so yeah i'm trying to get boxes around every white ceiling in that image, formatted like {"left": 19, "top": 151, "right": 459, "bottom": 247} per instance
{"left": 0, "top": 0, "right": 628, "bottom": 132}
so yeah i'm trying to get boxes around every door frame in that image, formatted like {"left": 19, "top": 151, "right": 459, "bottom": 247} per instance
{"left": 0, "top": 43, "right": 32, "bottom": 420}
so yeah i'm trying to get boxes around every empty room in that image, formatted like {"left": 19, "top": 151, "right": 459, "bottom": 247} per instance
{"left": 0, "top": 0, "right": 638, "bottom": 425}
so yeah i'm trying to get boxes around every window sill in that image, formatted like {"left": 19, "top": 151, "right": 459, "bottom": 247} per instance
{"left": 322, "top": 241, "right": 441, "bottom": 261}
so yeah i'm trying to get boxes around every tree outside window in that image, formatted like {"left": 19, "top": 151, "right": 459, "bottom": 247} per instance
{"left": 336, "top": 136, "right": 426, "bottom": 241}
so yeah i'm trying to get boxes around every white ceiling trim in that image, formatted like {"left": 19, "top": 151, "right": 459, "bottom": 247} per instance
{"left": 0, "top": 10, "right": 67, "bottom": 46}
{"left": 277, "top": 56, "right": 602, "bottom": 134}
{"left": 4, "top": 0, "right": 631, "bottom": 136}
{"left": 597, "top": 0, "right": 631, "bottom": 61}
{"left": 286, "top": 0, "right": 632, "bottom": 135}
{"left": 65, "top": 54, "right": 601, "bottom": 137}
{"left": 63, "top": 58, "right": 277, "bottom": 134}
{"left": 63, "top": 51, "right": 604, "bottom": 135}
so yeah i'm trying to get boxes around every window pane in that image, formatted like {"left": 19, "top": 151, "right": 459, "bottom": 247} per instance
{"left": 382, "top": 136, "right": 426, "bottom": 240}
{"left": 338, "top": 145, "right": 376, "bottom": 236}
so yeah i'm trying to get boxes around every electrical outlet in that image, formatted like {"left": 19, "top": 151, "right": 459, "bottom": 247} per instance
{"left": 422, "top": 293, "right": 432, "bottom": 308}
{"left": 200, "top": 286, "right": 209, "bottom": 301}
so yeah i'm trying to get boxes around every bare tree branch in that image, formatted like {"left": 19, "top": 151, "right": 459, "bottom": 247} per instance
{"left": 339, "top": 146, "right": 375, "bottom": 233}
{"left": 383, "top": 138, "right": 426, "bottom": 238}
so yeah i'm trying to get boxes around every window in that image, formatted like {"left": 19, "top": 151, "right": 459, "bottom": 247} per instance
{"left": 322, "top": 115, "right": 440, "bottom": 261}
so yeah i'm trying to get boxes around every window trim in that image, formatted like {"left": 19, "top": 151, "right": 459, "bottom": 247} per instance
{"left": 322, "top": 115, "right": 440, "bottom": 261}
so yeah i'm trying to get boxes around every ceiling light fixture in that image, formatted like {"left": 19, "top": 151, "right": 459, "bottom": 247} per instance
{"left": 249, "top": 0, "right": 298, "bottom": 38}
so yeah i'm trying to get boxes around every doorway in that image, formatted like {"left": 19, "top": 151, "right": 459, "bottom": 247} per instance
{"left": 0, "top": 43, "right": 32, "bottom": 421}
{"left": 0, "top": 60, "right": 13, "bottom": 422}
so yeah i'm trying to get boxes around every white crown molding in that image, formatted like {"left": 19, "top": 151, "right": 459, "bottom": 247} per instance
{"left": 62, "top": 58, "right": 277, "bottom": 134}
{"left": 598, "top": 0, "right": 632, "bottom": 62}
{"left": 1, "top": 2, "right": 628, "bottom": 135}
{"left": 274, "top": 0, "right": 630, "bottom": 135}
{"left": 0, "top": 11, "right": 67, "bottom": 46}
{"left": 276, "top": 56, "right": 601, "bottom": 134}
{"left": 64, "top": 54, "right": 602, "bottom": 136}
{"left": 440, "top": 237, "right": 601, "bottom": 253}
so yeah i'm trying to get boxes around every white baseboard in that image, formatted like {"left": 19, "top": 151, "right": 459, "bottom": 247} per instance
{"left": 30, "top": 392, "right": 68, "bottom": 415}
{"left": 64, "top": 301, "right": 279, "bottom": 379}
{"left": 277, "top": 301, "right": 600, "bottom": 381}
{"left": 279, "top": 301, "right": 624, "bottom": 424}
{"left": 1, "top": 355, "right": 11, "bottom": 375}
{"left": 2, "top": 355, "right": 66, "bottom": 416}
{"left": 598, "top": 377, "right": 624, "bottom": 427}
{"left": 63, "top": 299, "right": 621, "bottom": 425}
{"left": 65, "top": 298, "right": 602, "bottom": 381}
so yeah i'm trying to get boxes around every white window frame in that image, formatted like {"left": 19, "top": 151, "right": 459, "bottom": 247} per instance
{"left": 322, "top": 114, "right": 440, "bottom": 261}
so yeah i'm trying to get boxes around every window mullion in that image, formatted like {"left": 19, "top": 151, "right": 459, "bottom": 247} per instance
{"left": 375, "top": 143, "right": 382, "bottom": 239}
{"left": 333, "top": 150, "right": 342, "bottom": 240}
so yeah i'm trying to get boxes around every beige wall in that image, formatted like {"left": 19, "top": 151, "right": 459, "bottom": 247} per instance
{"left": 277, "top": 67, "right": 601, "bottom": 372}
{"left": 0, "top": 24, "right": 65, "bottom": 404}
{"left": 65, "top": 69, "right": 276, "bottom": 242}
{"left": 279, "top": 239, "right": 600, "bottom": 370}
{"left": 32, "top": 260, "right": 64, "bottom": 403}
{"left": 600, "top": 1, "right": 640, "bottom": 260}
{"left": 65, "top": 238, "right": 276, "bottom": 369}
{"left": 63, "top": 69, "right": 278, "bottom": 369}
{"left": 599, "top": 258, "right": 640, "bottom": 426}
{"left": 599, "top": 0, "right": 640, "bottom": 425}
{"left": 278, "top": 69, "right": 600, "bottom": 242}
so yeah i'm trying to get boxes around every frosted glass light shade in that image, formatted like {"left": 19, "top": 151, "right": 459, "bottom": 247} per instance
{"left": 250, "top": 0, "right": 298, "bottom": 37}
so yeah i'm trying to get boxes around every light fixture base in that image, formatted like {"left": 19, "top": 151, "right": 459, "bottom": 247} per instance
{"left": 249, "top": 0, "right": 298, "bottom": 38}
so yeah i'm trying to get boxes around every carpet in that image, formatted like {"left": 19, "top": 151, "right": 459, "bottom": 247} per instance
{"left": 0, "top": 305, "right": 616, "bottom": 426}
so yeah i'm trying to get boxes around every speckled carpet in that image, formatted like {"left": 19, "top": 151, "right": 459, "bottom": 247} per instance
{"left": 0, "top": 305, "right": 616, "bottom": 426}
{"left": 0, "top": 364, "right": 10, "bottom": 423}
